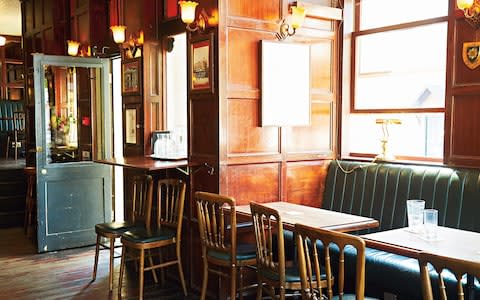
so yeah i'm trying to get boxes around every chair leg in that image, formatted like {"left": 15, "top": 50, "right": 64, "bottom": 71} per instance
{"left": 139, "top": 249, "right": 145, "bottom": 300}
{"left": 108, "top": 237, "right": 115, "bottom": 291}
{"left": 147, "top": 249, "right": 158, "bottom": 284}
{"left": 200, "top": 256, "right": 209, "bottom": 300}
{"left": 92, "top": 234, "right": 100, "bottom": 282}
{"left": 24, "top": 197, "right": 30, "bottom": 234}
{"left": 256, "top": 275, "right": 263, "bottom": 300}
{"left": 239, "top": 266, "right": 244, "bottom": 300}
{"left": 176, "top": 244, "right": 187, "bottom": 296}
{"left": 118, "top": 245, "right": 126, "bottom": 296}
{"left": 231, "top": 266, "right": 237, "bottom": 300}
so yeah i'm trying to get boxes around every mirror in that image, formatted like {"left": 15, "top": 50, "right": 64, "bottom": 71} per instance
{"left": 260, "top": 40, "right": 311, "bottom": 127}
{"left": 44, "top": 65, "right": 95, "bottom": 163}
{"left": 42, "top": 65, "right": 101, "bottom": 163}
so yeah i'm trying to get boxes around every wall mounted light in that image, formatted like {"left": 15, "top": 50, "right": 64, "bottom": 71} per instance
{"left": 457, "top": 0, "right": 480, "bottom": 28}
{"left": 111, "top": 25, "right": 127, "bottom": 44}
{"left": 0, "top": 36, "right": 6, "bottom": 46}
{"left": 67, "top": 40, "right": 80, "bottom": 56}
{"left": 178, "top": 1, "right": 217, "bottom": 32}
{"left": 276, "top": 5, "right": 307, "bottom": 41}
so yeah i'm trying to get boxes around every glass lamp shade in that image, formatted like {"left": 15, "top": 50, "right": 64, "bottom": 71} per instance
{"left": 457, "top": 0, "right": 475, "bottom": 9}
{"left": 290, "top": 6, "right": 307, "bottom": 29}
{"left": 110, "top": 25, "right": 126, "bottom": 44}
{"left": 0, "top": 36, "right": 5, "bottom": 46}
{"left": 67, "top": 40, "right": 80, "bottom": 56}
{"left": 178, "top": 1, "right": 198, "bottom": 24}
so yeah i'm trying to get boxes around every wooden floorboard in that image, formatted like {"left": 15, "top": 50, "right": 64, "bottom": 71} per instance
{"left": 0, "top": 227, "right": 198, "bottom": 300}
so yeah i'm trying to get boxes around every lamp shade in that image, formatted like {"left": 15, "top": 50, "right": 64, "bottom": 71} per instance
{"left": 110, "top": 25, "right": 127, "bottom": 44}
{"left": 290, "top": 6, "right": 307, "bottom": 29}
{"left": 457, "top": 0, "right": 475, "bottom": 9}
{"left": 67, "top": 40, "right": 80, "bottom": 56}
{"left": 0, "top": 36, "right": 5, "bottom": 46}
{"left": 178, "top": 1, "right": 198, "bottom": 24}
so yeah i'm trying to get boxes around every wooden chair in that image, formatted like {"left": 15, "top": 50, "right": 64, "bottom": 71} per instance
{"left": 92, "top": 174, "right": 154, "bottom": 291}
{"left": 195, "top": 191, "right": 257, "bottom": 300}
{"left": 250, "top": 202, "right": 322, "bottom": 300}
{"left": 24, "top": 167, "right": 36, "bottom": 237}
{"left": 118, "top": 178, "right": 187, "bottom": 300}
{"left": 295, "top": 223, "right": 377, "bottom": 300}
{"left": 418, "top": 252, "right": 480, "bottom": 300}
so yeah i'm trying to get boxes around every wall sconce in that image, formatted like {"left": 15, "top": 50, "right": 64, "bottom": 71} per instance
{"left": 178, "top": 1, "right": 217, "bottom": 32}
{"left": 111, "top": 25, "right": 127, "bottom": 44}
{"left": 374, "top": 118, "right": 402, "bottom": 162}
{"left": 276, "top": 5, "right": 307, "bottom": 41}
{"left": 124, "top": 30, "right": 144, "bottom": 58}
{"left": 457, "top": 0, "right": 480, "bottom": 28}
{"left": 67, "top": 40, "right": 80, "bottom": 56}
{"left": 0, "top": 36, "right": 5, "bottom": 46}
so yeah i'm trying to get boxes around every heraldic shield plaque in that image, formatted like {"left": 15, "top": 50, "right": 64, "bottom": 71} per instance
{"left": 463, "top": 42, "right": 480, "bottom": 69}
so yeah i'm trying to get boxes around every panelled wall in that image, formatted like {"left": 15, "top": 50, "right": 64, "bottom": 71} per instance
{"left": 444, "top": 5, "right": 480, "bottom": 167}
{"left": 216, "top": 0, "right": 339, "bottom": 207}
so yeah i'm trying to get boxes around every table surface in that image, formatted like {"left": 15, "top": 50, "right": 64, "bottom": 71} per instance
{"left": 362, "top": 226, "right": 480, "bottom": 262}
{"left": 235, "top": 201, "right": 379, "bottom": 233}
{"left": 95, "top": 156, "right": 189, "bottom": 171}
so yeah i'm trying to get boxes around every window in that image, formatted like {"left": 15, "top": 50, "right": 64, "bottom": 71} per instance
{"left": 345, "top": 0, "right": 448, "bottom": 160}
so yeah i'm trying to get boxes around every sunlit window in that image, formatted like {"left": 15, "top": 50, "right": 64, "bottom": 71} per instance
{"left": 346, "top": 0, "right": 448, "bottom": 161}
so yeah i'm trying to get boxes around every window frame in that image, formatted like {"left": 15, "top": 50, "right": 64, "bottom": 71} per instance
{"left": 350, "top": 0, "right": 448, "bottom": 114}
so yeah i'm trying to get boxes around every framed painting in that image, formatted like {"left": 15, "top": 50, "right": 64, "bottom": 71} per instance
{"left": 190, "top": 33, "right": 214, "bottom": 93}
{"left": 122, "top": 58, "right": 141, "bottom": 95}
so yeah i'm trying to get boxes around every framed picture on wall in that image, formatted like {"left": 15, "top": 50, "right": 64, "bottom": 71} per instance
{"left": 122, "top": 58, "right": 141, "bottom": 95}
{"left": 190, "top": 33, "right": 214, "bottom": 93}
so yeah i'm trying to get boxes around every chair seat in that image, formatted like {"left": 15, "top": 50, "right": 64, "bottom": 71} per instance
{"left": 122, "top": 227, "right": 176, "bottom": 244}
{"left": 207, "top": 242, "right": 256, "bottom": 261}
{"left": 260, "top": 265, "right": 327, "bottom": 283}
{"left": 95, "top": 221, "right": 136, "bottom": 234}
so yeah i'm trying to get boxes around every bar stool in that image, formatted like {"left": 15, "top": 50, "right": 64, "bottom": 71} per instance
{"left": 92, "top": 174, "right": 154, "bottom": 292}
{"left": 24, "top": 167, "right": 36, "bottom": 238}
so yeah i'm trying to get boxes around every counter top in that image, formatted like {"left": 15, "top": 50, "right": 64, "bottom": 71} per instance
{"left": 95, "top": 156, "right": 189, "bottom": 172}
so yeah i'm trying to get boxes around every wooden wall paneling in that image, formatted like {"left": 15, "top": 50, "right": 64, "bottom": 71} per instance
{"left": 228, "top": 0, "right": 281, "bottom": 21}
{"left": 447, "top": 95, "right": 480, "bottom": 166}
{"left": 143, "top": 40, "right": 163, "bottom": 155}
{"left": 452, "top": 19, "right": 480, "bottom": 87}
{"left": 224, "top": 163, "right": 281, "bottom": 205}
{"left": 227, "top": 98, "right": 280, "bottom": 156}
{"left": 189, "top": 97, "right": 219, "bottom": 159}
{"left": 226, "top": 28, "right": 274, "bottom": 98}
{"left": 285, "top": 160, "right": 330, "bottom": 207}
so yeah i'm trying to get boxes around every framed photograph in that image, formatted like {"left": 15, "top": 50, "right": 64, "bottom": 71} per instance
{"left": 122, "top": 59, "right": 141, "bottom": 95}
{"left": 190, "top": 33, "right": 214, "bottom": 93}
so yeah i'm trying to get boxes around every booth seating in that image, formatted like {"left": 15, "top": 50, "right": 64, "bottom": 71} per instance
{"left": 322, "top": 160, "right": 480, "bottom": 299}
{"left": 0, "top": 100, "right": 25, "bottom": 159}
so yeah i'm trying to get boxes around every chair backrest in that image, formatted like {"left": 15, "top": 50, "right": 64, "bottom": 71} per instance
{"left": 130, "top": 175, "right": 154, "bottom": 230}
{"left": 195, "top": 191, "right": 237, "bottom": 262}
{"left": 250, "top": 202, "right": 285, "bottom": 285}
{"left": 156, "top": 178, "right": 186, "bottom": 237}
{"left": 295, "top": 223, "right": 366, "bottom": 300}
{"left": 13, "top": 111, "right": 25, "bottom": 131}
{"left": 418, "top": 252, "right": 480, "bottom": 300}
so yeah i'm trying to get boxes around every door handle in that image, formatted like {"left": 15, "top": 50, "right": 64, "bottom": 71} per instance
{"left": 41, "top": 169, "right": 47, "bottom": 175}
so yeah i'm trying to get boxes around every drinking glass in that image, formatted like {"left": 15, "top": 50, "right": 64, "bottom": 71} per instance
{"left": 406, "top": 199, "right": 425, "bottom": 233}
{"left": 423, "top": 209, "right": 438, "bottom": 241}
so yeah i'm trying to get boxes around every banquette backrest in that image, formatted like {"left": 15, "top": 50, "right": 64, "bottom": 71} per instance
{"left": 322, "top": 160, "right": 480, "bottom": 233}
{"left": 0, "top": 100, "right": 24, "bottom": 132}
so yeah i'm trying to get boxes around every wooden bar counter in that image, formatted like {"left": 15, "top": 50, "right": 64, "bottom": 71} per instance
{"left": 95, "top": 156, "right": 189, "bottom": 172}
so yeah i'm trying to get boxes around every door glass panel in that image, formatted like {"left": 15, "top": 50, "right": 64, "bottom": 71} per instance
{"left": 44, "top": 66, "right": 92, "bottom": 164}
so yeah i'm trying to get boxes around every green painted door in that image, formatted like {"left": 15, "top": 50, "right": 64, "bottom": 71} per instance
{"left": 34, "top": 54, "right": 113, "bottom": 253}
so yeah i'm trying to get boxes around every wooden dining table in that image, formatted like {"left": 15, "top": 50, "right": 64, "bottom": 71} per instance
{"left": 362, "top": 226, "right": 480, "bottom": 300}
{"left": 235, "top": 201, "right": 379, "bottom": 232}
